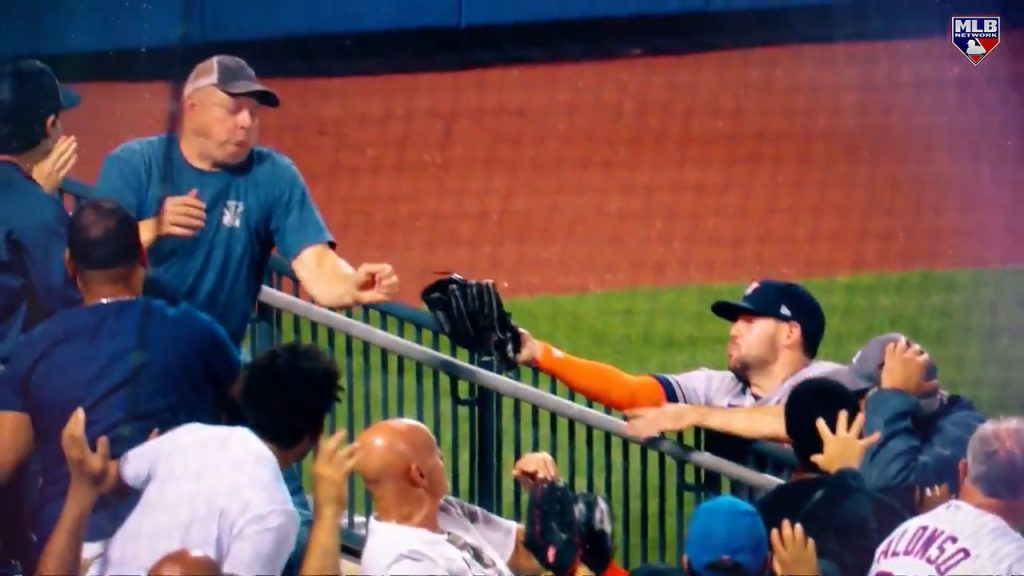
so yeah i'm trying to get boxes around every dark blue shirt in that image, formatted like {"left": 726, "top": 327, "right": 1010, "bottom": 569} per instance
{"left": 861, "top": 389, "right": 986, "bottom": 513}
{"left": 93, "top": 136, "right": 334, "bottom": 345}
{"left": 0, "top": 297, "right": 241, "bottom": 548}
{"left": 0, "top": 160, "right": 81, "bottom": 363}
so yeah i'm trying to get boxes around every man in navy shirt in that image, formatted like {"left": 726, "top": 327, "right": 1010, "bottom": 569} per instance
{"left": 93, "top": 54, "right": 400, "bottom": 347}
{"left": 0, "top": 57, "right": 84, "bottom": 576}
{"left": 0, "top": 199, "right": 241, "bottom": 564}
{"left": 0, "top": 59, "right": 83, "bottom": 368}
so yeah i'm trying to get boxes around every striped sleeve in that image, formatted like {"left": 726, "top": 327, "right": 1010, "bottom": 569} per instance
{"left": 651, "top": 369, "right": 741, "bottom": 406}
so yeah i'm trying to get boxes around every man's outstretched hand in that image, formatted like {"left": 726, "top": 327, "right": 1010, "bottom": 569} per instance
{"left": 353, "top": 263, "right": 400, "bottom": 305}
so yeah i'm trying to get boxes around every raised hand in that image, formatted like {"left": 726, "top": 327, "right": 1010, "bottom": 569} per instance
{"left": 771, "top": 519, "right": 819, "bottom": 576}
{"left": 880, "top": 337, "right": 936, "bottom": 396}
{"left": 32, "top": 134, "right": 78, "bottom": 193}
{"left": 61, "top": 407, "right": 117, "bottom": 498}
{"left": 513, "top": 451, "right": 559, "bottom": 489}
{"left": 809, "top": 409, "right": 881, "bottom": 473}
{"left": 311, "top": 430, "right": 362, "bottom": 516}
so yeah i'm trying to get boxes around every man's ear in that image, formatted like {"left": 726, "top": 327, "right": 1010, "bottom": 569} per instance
{"left": 958, "top": 458, "right": 968, "bottom": 488}
{"left": 45, "top": 114, "right": 60, "bottom": 139}
{"left": 408, "top": 463, "right": 428, "bottom": 489}
{"left": 182, "top": 93, "right": 199, "bottom": 113}
{"left": 781, "top": 320, "right": 803, "bottom": 351}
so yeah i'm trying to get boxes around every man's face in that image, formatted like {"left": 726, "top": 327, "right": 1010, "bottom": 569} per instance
{"left": 187, "top": 88, "right": 260, "bottom": 165}
{"left": 727, "top": 314, "right": 786, "bottom": 379}
{"left": 422, "top": 441, "right": 450, "bottom": 499}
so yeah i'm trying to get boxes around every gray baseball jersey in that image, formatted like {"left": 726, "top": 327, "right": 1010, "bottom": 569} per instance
{"left": 651, "top": 360, "right": 844, "bottom": 407}
{"left": 869, "top": 500, "right": 1024, "bottom": 576}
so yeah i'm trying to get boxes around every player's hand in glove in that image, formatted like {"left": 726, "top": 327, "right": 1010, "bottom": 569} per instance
{"left": 514, "top": 328, "right": 542, "bottom": 365}
{"left": 420, "top": 273, "right": 522, "bottom": 372}
{"left": 524, "top": 481, "right": 581, "bottom": 576}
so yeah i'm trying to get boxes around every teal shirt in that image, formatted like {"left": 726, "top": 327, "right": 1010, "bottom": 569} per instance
{"left": 0, "top": 161, "right": 82, "bottom": 363}
{"left": 94, "top": 135, "right": 334, "bottom": 345}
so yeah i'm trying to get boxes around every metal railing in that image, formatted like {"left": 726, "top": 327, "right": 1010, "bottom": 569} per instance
{"left": 257, "top": 286, "right": 785, "bottom": 565}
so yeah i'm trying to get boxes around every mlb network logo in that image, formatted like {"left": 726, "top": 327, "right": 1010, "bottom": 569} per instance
{"left": 952, "top": 16, "right": 1000, "bottom": 66}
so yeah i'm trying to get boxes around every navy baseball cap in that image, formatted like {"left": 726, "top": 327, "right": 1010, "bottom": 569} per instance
{"left": 711, "top": 279, "right": 826, "bottom": 357}
{"left": 685, "top": 496, "right": 768, "bottom": 576}
{"left": 834, "top": 332, "right": 939, "bottom": 394}
{"left": 0, "top": 59, "right": 80, "bottom": 153}
{"left": 182, "top": 55, "right": 280, "bottom": 108}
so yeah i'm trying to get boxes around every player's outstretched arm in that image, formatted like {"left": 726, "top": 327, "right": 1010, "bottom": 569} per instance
{"left": 291, "top": 244, "right": 400, "bottom": 309}
{"left": 516, "top": 330, "right": 667, "bottom": 412}
{"left": 624, "top": 403, "right": 789, "bottom": 442}
{"left": 690, "top": 404, "right": 789, "bottom": 441}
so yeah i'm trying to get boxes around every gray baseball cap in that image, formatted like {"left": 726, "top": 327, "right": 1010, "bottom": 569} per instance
{"left": 830, "top": 332, "right": 939, "bottom": 394}
{"left": 182, "top": 55, "right": 280, "bottom": 108}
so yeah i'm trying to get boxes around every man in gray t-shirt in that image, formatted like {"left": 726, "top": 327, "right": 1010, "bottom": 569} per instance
{"left": 516, "top": 279, "right": 842, "bottom": 441}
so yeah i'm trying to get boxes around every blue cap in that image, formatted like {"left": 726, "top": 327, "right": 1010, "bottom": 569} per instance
{"left": 711, "top": 279, "right": 826, "bottom": 357}
{"left": 685, "top": 496, "right": 768, "bottom": 576}
{"left": 0, "top": 59, "right": 80, "bottom": 154}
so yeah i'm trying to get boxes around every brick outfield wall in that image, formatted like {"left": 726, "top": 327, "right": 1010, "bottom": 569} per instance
{"left": 60, "top": 31, "right": 1023, "bottom": 300}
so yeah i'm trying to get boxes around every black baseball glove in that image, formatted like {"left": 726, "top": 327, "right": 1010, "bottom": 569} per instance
{"left": 574, "top": 492, "right": 615, "bottom": 573}
{"left": 420, "top": 273, "right": 522, "bottom": 372}
{"left": 524, "top": 481, "right": 581, "bottom": 576}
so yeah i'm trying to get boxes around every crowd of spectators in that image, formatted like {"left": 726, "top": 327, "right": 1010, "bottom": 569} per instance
{"left": 2, "top": 56, "right": 1022, "bottom": 576}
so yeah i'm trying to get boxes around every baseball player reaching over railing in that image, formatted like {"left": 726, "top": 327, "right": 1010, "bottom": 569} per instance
{"left": 421, "top": 275, "right": 841, "bottom": 442}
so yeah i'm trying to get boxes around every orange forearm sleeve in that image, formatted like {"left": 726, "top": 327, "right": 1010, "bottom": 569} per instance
{"left": 532, "top": 341, "right": 667, "bottom": 412}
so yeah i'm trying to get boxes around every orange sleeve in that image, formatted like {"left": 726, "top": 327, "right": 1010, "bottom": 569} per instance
{"left": 531, "top": 341, "right": 667, "bottom": 412}
{"left": 598, "top": 560, "right": 630, "bottom": 576}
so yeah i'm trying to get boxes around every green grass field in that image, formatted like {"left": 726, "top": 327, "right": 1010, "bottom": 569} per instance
{"left": 268, "top": 266, "right": 1024, "bottom": 565}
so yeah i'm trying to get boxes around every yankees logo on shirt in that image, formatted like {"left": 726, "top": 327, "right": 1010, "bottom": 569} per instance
{"left": 869, "top": 500, "right": 1024, "bottom": 576}
{"left": 222, "top": 200, "right": 244, "bottom": 228}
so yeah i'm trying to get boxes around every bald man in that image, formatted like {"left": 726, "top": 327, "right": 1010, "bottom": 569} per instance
{"left": 356, "top": 418, "right": 547, "bottom": 576}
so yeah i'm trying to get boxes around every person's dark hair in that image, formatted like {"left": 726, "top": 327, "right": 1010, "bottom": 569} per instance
{"left": 241, "top": 342, "right": 341, "bottom": 449}
{"left": 784, "top": 377, "right": 860, "bottom": 474}
{"left": 68, "top": 198, "right": 142, "bottom": 273}
{"left": 0, "top": 60, "right": 59, "bottom": 155}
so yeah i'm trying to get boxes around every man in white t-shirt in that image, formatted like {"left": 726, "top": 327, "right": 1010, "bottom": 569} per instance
{"left": 356, "top": 418, "right": 551, "bottom": 576}
{"left": 87, "top": 342, "right": 342, "bottom": 575}
{"left": 869, "top": 417, "right": 1024, "bottom": 576}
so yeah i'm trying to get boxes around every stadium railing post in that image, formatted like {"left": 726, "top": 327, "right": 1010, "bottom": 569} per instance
{"left": 474, "top": 356, "right": 500, "bottom": 514}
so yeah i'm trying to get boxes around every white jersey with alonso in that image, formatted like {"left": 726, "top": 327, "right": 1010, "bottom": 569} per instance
{"left": 869, "top": 500, "right": 1024, "bottom": 576}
